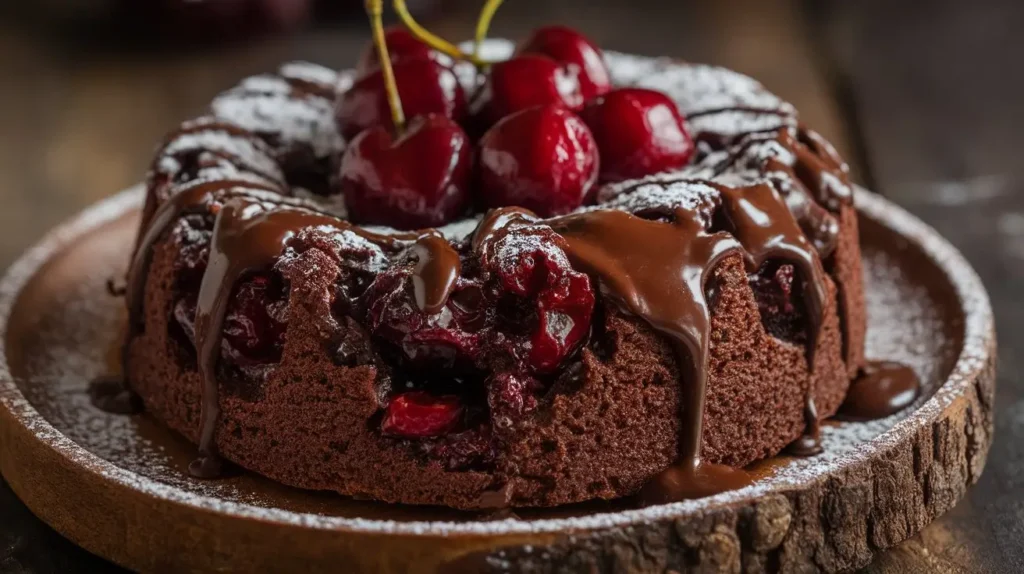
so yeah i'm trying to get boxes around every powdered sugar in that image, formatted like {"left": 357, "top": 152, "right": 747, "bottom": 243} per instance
{"left": 211, "top": 78, "right": 343, "bottom": 161}
{"left": 279, "top": 61, "right": 341, "bottom": 92}
{"left": 156, "top": 125, "right": 284, "bottom": 183}
{"left": 0, "top": 186, "right": 994, "bottom": 537}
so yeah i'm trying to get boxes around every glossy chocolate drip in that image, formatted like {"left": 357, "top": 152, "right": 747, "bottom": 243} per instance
{"left": 839, "top": 360, "right": 920, "bottom": 421}
{"left": 774, "top": 127, "right": 852, "bottom": 212}
{"left": 786, "top": 399, "right": 823, "bottom": 456}
{"left": 715, "top": 183, "right": 830, "bottom": 457}
{"left": 512, "top": 180, "right": 827, "bottom": 503}
{"left": 187, "top": 199, "right": 438, "bottom": 477}
{"left": 542, "top": 206, "right": 751, "bottom": 503}
{"left": 410, "top": 233, "right": 461, "bottom": 314}
{"left": 124, "top": 172, "right": 463, "bottom": 476}
{"left": 127, "top": 179, "right": 281, "bottom": 332}
{"left": 706, "top": 125, "right": 851, "bottom": 258}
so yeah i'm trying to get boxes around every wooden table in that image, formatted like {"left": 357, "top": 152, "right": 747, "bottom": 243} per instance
{"left": 1, "top": 0, "right": 1021, "bottom": 571}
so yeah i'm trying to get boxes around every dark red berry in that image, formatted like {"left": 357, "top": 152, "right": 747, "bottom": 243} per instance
{"left": 470, "top": 55, "right": 584, "bottom": 130}
{"left": 382, "top": 391, "right": 463, "bottom": 438}
{"left": 517, "top": 25, "right": 612, "bottom": 101}
{"left": 749, "top": 263, "right": 805, "bottom": 343}
{"left": 355, "top": 26, "right": 448, "bottom": 74}
{"left": 477, "top": 105, "right": 598, "bottom": 217}
{"left": 338, "top": 114, "right": 472, "bottom": 230}
{"left": 364, "top": 269, "right": 484, "bottom": 368}
{"left": 222, "top": 274, "right": 288, "bottom": 365}
{"left": 477, "top": 214, "right": 595, "bottom": 373}
{"left": 580, "top": 87, "right": 695, "bottom": 182}
{"left": 336, "top": 58, "right": 467, "bottom": 141}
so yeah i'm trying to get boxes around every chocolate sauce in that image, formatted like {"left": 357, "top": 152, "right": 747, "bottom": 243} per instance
{"left": 534, "top": 180, "right": 826, "bottom": 503}
{"left": 125, "top": 177, "right": 464, "bottom": 477}
{"left": 410, "top": 233, "right": 461, "bottom": 314}
{"left": 839, "top": 361, "right": 920, "bottom": 421}
{"left": 785, "top": 399, "right": 823, "bottom": 456}
{"left": 706, "top": 125, "right": 851, "bottom": 259}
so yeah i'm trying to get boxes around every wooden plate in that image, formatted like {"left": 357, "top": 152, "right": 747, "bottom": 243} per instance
{"left": 0, "top": 187, "right": 995, "bottom": 573}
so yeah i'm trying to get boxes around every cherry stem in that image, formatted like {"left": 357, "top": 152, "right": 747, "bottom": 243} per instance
{"left": 392, "top": 0, "right": 492, "bottom": 66}
{"left": 366, "top": 0, "right": 406, "bottom": 134}
{"left": 473, "top": 0, "right": 505, "bottom": 61}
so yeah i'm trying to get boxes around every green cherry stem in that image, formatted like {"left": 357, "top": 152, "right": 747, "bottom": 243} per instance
{"left": 473, "top": 0, "right": 505, "bottom": 61}
{"left": 366, "top": 0, "right": 406, "bottom": 134}
{"left": 392, "top": 0, "right": 491, "bottom": 66}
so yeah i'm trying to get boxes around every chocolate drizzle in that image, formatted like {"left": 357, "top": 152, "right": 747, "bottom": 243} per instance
{"left": 477, "top": 180, "right": 829, "bottom": 504}
{"left": 410, "top": 234, "right": 462, "bottom": 314}
{"left": 124, "top": 176, "right": 463, "bottom": 477}
{"left": 839, "top": 361, "right": 920, "bottom": 421}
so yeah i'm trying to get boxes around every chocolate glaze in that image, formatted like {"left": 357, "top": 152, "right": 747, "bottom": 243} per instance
{"left": 124, "top": 177, "right": 463, "bottom": 477}
{"left": 473, "top": 178, "right": 830, "bottom": 503}
{"left": 839, "top": 361, "right": 920, "bottom": 421}
{"left": 786, "top": 399, "right": 824, "bottom": 456}
{"left": 410, "top": 233, "right": 461, "bottom": 314}
{"left": 706, "top": 124, "right": 851, "bottom": 258}
{"left": 189, "top": 199, "right": 460, "bottom": 476}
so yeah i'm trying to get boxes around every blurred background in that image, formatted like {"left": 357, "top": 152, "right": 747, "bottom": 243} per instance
{"left": 0, "top": 0, "right": 1021, "bottom": 572}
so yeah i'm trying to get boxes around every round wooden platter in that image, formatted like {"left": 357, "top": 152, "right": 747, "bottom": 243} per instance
{"left": 0, "top": 186, "right": 995, "bottom": 573}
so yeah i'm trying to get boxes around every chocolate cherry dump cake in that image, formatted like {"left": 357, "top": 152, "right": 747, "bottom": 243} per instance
{"left": 102, "top": 5, "right": 919, "bottom": 510}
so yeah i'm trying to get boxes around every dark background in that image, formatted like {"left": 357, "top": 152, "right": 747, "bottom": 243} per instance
{"left": 1, "top": 0, "right": 1022, "bottom": 571}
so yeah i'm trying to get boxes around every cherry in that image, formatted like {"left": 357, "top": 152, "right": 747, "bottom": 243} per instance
{"left": 517, "top": 25, "right": 612, "bottom": 101}
{"left": 338, "top": 114, "right": 472, "bottom": 229}
{"left": 579, "top": 87, "right": 695, "bottom": 182}
{"left": 336, "top": 58, "right": 467, "bottom": 141}
{"left": 382, "top": 391, "right": 463, "bottom": 437}
{"left": 365, "top": 271, "right": 484, "bottom": 368}
{"left": 749, "top": 263, "right": 806, "bottom": 344}
{"left": 222, "top": 274, "right": 288, "bottom": 365}
{"left": 355, "top": 26, "right": 449, "bottom": 74}
{"left": 173, "top": 273, "right": 287, "bottom": 366}
{"left": 469, "top": 55, "right": 584, "bottom": 130}
{"left": 477, "top": 213, "right": 596, "bottom": 373}
{"left": 477, "top": 105, "right": 598, "bottom": 217}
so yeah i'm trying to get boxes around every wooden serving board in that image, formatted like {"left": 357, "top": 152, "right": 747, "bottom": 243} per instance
{"left": 0, "top": 187, "right": 995, "bottom": 573}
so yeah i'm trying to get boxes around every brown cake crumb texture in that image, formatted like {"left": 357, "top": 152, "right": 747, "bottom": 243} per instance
{"left": 125, "top": 46, "right": 866, "bottom": 509}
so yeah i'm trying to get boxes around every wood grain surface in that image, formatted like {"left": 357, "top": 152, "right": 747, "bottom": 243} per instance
{"left": 0, "top": 0, "right": 1021, "bottom": 571}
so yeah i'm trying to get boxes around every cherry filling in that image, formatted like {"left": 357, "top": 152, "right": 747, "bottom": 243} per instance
{"left": 749, "top": 263, "right": 808, "bottom": 345}
{"left": 381, "top": 391, "right": 464, "bottom": 438}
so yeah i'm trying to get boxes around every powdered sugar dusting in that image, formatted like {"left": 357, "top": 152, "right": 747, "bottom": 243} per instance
{"left": 156, "top": 127, "right": 284, "bottom": 183}
{"left": 211, "top": 83, "right": 342, "bottom": 161}
{"left": 279, "top": 61, "right": 340, "bottom": 91}
{"left": 0, "top": 187, "right": 994, "bottom": 537}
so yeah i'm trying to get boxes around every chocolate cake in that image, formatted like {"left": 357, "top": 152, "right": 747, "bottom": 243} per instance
{"left": 119, "top": 36, "right": 866, "bottom": 510}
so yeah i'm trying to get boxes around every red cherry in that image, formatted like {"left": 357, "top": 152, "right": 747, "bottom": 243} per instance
{"left": 338, "top": 114, "right": 473, "bottom": 229}
{"left": 470, "top": 55, "right": 584, "bottom": 130}
{"left": 336, "top": 58, "right": 467, "bottom": 141}
{"left": 580, "top": 88, "right": 695, "bottom": 182}
{"left": 382, "top": 391, "right": 463, "bottom": 438}
{"left": 355, "top": 26, "right": 449, "bottom": 74}
{"left": 517, "top": 25, "right": 612, "bottom": 101}
{"left": 477, "top": 105, "right": 598, "bottom": 217}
